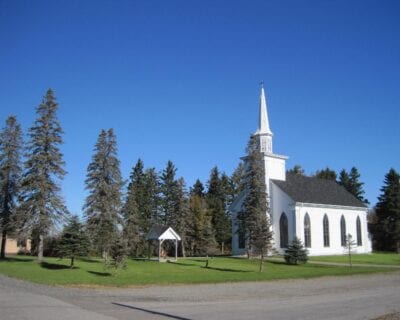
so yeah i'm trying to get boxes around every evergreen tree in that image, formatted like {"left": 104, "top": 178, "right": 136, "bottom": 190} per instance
{"left": 238, "top": 135, "right": 273, "bottom": 271}
{"left": 160, "top": 160, "right": 178, "bottom": 226}
{"left": 57, "top": 215, "right": 89, "bottom": 267}
{"left": 188, "top": 180, "right": 215, "bottom": 256}
{"left": 191, "top": 179, "right": 204, "bottom": 197}
{"left": 287, "top": 165, "right": 305, "bottom": 176}
{"left": 206, "top": 167, "right": 231, "bottom": 254}
{"left": 105, "top": 234, "right": 128, "bottom": 275}
{"left": 83, "top": 129, "right": 123, "bottom": 259}
{"left": 348, "top": 167, "right": 369, "bottom": 204}
{"left": 315, "top": 167, "right": 337, "bottom": 181}
{"left": 0, "top": 116, "right": 23, "bottom": 259}
{"left": 19, "top": 89, "right": 68, "bottom": 262}
{"left": 142, "top": 168, "right": 160, "bottom": 227}
{"left": 230, "top": 162, "right": 246, "bottom": 199}
{"left": 284, "top": 237, "right": 308, "bottom": 265}
{"left": 338, "top": 169, "right": 351, "bottom": 189}
{"left": 174, "top": 178, "right": 191, "bottom": 257}
{"left": 371, "top": 168, "right": 400, "bottom": 252}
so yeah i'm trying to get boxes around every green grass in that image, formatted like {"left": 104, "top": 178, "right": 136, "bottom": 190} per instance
{"left": 0, "top": 255, "right": 397, "bottom": 287}
{"left": 309, "top": 253, "right": 400, "bottom": 265}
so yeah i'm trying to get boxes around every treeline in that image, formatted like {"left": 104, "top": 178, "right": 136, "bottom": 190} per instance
{"left": 0, "top": 89, "right": 246, "bottom": 261}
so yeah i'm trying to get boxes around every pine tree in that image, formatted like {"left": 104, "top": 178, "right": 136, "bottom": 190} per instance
{"left": 284, "top": 237, "right": 308, "bottom": 265}
{"left": 315, "top": 167, "right": 337, "bottom": 181}
{"left": 105, "top": 234, "right": 128, "bottom": 275}
{"left": 348, "top": 167, "right": 369, "bottom": 204}
{"left": 238, "top": 135, "right": 273, "bottom": 271}
{"left": 206, "top": 167, "right": 231, "bottom": 254}
{"left": 371, "top": 168, "right": 400, "bottom": 252}
{"left": 57, "top": 215, "right": 89, "bottom": 267}
{"left": 189, "top": 180, "right": 215, "bottom": 256}
{"left": 338, "top": 169, "right": 351, "bottom": 189}
{"left": 160, "top": 160, "right": 178, "bottom": 226}
{"left": 287, "top": 165, "right": 305, "bottom": 176}
{"left": 174, "top": 178, "right": 191, "bottom": 257}
{"left": 83, "top": 129, "right": 123, "bottom": 259}
{"left": 230, "top": 162, "right": 246, "bottom": 199}
{"left": 191, "top": 179, "right": 204, "bottom": 197}
{"left": 19, "top": 89, "right": 68, "bottom": 262}
{"left": 142, "top": 168, "right": 160, "bottom": 228}
{"left": 0, "top": 116, "right": 23, "bottom": 259}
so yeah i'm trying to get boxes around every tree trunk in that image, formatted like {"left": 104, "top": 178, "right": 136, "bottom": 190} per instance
{"left": 70, "top": 256, "right": 75, "bottom": 268}
{"left": 259, "top": 253, "right": 264, "bottom": 272}
{"left": 38, "top": 234, "right": 44, "bottom": 263}
{"left": 221, "top": 242, "right": 224, "bottom": 255}
{"left": 181, "top": 238, "right": 186, "bottom": 258}
{"left": 0, "top": 230, "right": 7, "bottom": 259}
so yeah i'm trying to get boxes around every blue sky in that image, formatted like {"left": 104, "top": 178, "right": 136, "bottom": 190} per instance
{"left": 0, "top": 0, "right": 399, "bottom": 215}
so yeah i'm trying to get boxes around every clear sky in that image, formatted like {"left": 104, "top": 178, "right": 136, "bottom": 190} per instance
{"left": 0, "top": 0, "right": 399, "bottom": 215}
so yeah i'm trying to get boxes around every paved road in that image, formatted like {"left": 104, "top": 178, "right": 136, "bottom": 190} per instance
{"left": 1, "top": 272, "right": 399, "bottom": 320}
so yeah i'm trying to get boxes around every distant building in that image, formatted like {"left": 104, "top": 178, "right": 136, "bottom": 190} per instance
{"left": 230, "top": 85, "right": 372, "bottom": 256}
{"left": 3, "top": 236, "right": 31, "bottom": 255}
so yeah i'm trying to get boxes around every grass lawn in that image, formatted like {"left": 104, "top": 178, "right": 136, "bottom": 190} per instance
{"left": 0, "top": 255, "right": 397, "bottom": 287}
{"left": 308, "top": 253, "right": 400, "bottom": 265}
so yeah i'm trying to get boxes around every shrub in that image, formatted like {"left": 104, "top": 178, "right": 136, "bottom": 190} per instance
{"left": 284, "top": 237, "right": 308, "bottom": 265}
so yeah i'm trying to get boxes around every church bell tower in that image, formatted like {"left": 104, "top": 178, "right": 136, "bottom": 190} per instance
{"left": 253, "top": 83, "right": 288, "bottom": 187}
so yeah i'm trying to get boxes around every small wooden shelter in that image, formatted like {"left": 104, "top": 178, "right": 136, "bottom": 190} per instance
{"left": 145, "top": 225, "right": 181, "bottom": 262}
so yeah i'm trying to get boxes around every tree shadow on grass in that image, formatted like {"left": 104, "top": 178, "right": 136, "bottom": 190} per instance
{"left": 168, "top": 261, "right": 201, "bottom": 267}
{"left": 0, "top": 257, "right": 35, "bottom": 263}
{"left": 40, "top": 261, "right": 72, "bottom": 270}
{"left": 87, "top": 270, "right": 112, "bottom": 277}
{"left": 77, "top": 257, "right": 101, "bottom": 264}
{"left": 202, "top": 266, "right": 252, "bottom": 273}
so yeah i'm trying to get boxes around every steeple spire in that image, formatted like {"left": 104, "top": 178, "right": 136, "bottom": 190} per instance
{"left": 257, "top": 82, "right": 272, "bottom": 135}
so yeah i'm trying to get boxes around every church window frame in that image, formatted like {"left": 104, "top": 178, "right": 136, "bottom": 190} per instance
{"left": 304, "top": 213, "right": 311, "bottom": 248}
{"left": 356, "top": 216, "right": 362, "bottom": 246}
{"left": 279, "top": 212, "right": 289, "bottom": 248}
{"left": 323, "top": 214, "right": 330, "bottom": 247}
{"left": 340, "top": 215, "right": 347, "bottom": 246}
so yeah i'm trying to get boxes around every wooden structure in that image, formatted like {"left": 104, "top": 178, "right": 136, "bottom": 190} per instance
{"left": 145, "top": 226, "right": 181, "bottom": 262}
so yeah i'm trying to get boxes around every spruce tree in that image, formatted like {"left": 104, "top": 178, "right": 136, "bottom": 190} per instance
{"left": 230, "top": 162, "right": 245, "bottom": 198}
{"left": 284, "top": 237, "right": 308, "bottom": 265}
{"left": 348, "top": 167, "right": 369, "bottom": 204}
{"left": 238, "top": 135, "right": 273, "bottom": 271}
{"left": 315, "top": 167, "right": 337, "bottom": 181}
{"left": 189, "top": 180, "right": 215, "bottom": 255}
{"left": 206, "top": 167, "right": 231, "bottom": 254}
{"left": 174, "top": 178, "right": 191, "bottom": 257}
{"left": 160, "top": 160, "right": 178, "bottom": 226}
{"left": 19, "top": 89, "right": 68, "bottom": 262}
{"left": 287, "top": 165, "right": 305, "bottom": 176}
{"left": 83, "top": 129, "right": 123, "bottom": 259}
{"left": 338, "top": 169, "right": 351, "bottom": 189}
{"left": 372, "top": 168, "right": 400, "bottom": 252}
{"left": 57, "top": 215, "right": 89, "bottom": 267}
{"left": 0, "top": 116, "right": 23, "bottom": 259}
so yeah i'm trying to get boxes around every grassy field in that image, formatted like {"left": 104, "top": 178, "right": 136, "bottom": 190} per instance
{"left": 308, "top": 253, "right": 400, "bottom": 265}
{"left": 0, "top": 255, "right": 397, "bottom": 287}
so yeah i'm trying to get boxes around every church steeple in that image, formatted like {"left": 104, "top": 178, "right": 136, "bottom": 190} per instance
{"left": 255, "top": 82, "right": 273, "bottom": 153}
{"left": 257, "top": 82, "right": 273, "bottom": 135}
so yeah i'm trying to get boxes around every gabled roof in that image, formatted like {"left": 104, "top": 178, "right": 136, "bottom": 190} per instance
{"left": 145, "top": 225, "right": 181, "bottom": 241}
{"left": 272, "top": 173, "right": 367, "bottom": 208}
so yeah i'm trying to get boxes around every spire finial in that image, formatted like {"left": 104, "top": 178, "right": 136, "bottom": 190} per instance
{"left": 260, "top": 81, "right": 264, "bottom": 88}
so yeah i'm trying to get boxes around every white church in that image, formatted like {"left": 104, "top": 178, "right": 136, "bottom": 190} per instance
{"left": 230, "top": 85, "right": 372, "bottom": 256}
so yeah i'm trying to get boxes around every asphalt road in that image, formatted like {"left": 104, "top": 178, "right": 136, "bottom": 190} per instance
{"left": 0, "top": 272, "right": 399, "bottom": 320}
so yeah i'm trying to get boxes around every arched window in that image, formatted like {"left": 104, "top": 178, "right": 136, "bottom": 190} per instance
{"left": 304, "top": 213, "right": 311, "bottom": 248}
{"left": 356, "top": 216, "right": 362, "bottom": 246}
{"left": 323, "top": 214, "right": 330, "bottom": 247}
{"left": 340, "top": 215, "right": 346, "bottom": 246}
{"left": 280, "top": 212, "right": 288, "bottom": 248}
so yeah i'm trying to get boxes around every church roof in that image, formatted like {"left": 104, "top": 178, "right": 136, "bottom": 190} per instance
{"left": 272, "top": 173, "right": 367, "bottom": 208}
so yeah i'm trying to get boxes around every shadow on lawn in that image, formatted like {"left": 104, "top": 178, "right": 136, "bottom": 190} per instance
{"left": 0, "top": 256, "right": 35, "bottom": 263}
{"left": 87, "top": 270, "right": 112, "bottom": 277}
{"left": 77, "top": 257, "right": 101, "bottom": 264}
{"left": 40, "top": 261, "right": 72, "bottom": 270}
{"left": 202, "top": 266, "right": 251, "bottom": 273}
